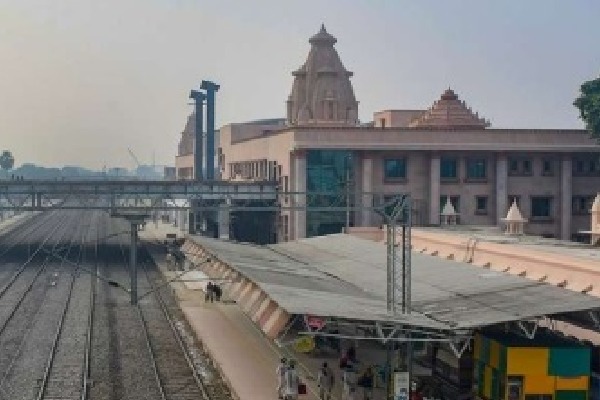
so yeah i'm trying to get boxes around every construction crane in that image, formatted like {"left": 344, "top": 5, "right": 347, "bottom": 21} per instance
{"left": 127, "top": 148, "right": 170, "bottom": 179}
{"left": 127, "top": 148, "right": 142, "bottom": 168}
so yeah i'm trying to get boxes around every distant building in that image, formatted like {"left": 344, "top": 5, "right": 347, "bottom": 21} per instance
{"left": 163, "top": 166, "right": 176, "bottom": 180}
{"left": 175, "top": 113, "right": 221, "bottom": 180}
{"left": 179, "top": 25, "right": 600, "bottom": 242}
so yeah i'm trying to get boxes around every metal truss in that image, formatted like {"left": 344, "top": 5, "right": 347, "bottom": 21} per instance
{"left": 0, "top": 178, "right": 410, "bottom": 214}
{"left": 589, "top": 310, "right": 600, "bottom": 328}
{"left": 0, "top": 180, "right": 276, "bottom": 211}
{"left": 293, "top": 317, "right": 467, "bottom": 344}
{"left": 517, "top": 318, "right": 541, "bottom": 340}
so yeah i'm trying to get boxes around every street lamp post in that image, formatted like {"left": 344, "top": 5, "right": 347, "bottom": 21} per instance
{"left": 345, "top": 153, "right": 352, "bottom": 233}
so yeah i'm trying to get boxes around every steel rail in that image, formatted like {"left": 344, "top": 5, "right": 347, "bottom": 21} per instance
{"left": 80, "top": 211, "right": 100, "bottom": 400}
{"left": 111, "top": 218, "right": 167, "bottom": 400}
{"left": 140, "top": 259, "right": 213, "bottom": 400}
{"left": 0, "top": 212, "right": 68, "bottom": 301}
{"left": 0, "top": 213, "right": 73, "bottom": 336}
{"left": 0, "top": 211, "right": 56, "bottom": 259}
{"left": 0, "top": 212, "right": 81, "bottom": 398}
{"left": 36, "top": 211, "right": 92, "bottom": 400}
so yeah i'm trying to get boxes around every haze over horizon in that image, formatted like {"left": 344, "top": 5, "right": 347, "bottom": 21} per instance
{"left": 1, "top": 0, "right": 599, "bottom": 169}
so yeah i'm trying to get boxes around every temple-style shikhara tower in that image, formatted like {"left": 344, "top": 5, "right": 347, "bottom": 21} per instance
{"left": 286, "top": 24, "right": 359, "bottom": 126}
{"left": 410, "top": 88, "right": 490, "bottom": 129}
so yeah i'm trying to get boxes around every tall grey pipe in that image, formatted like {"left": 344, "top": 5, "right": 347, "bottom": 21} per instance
{"left": 130, "top": 223, "right": 137, "bottom": 305}
{"left": 200, "top": 80, "right": 220, "bottom": 181}
{"left": 190, "top": 90, "right": 206, "bottom": 181}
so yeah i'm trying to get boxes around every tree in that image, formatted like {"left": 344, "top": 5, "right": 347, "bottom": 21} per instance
{"left": 574, "top": 75, "right": 600, "bottom": 140}
{"left": 0, "top": 150, "right": 14, "bottom": 171}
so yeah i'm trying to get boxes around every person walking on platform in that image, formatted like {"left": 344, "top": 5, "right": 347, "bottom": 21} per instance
{"left": 284, "top": 360, "right": 300, "bottom": 400}
{"left": 205, "top": 282, "right": 215, "bottom": 303}
{"left": 276, "top": 357, "right": 288, "bottom": 399}
{"left": 317, "top": 362, "right": 335, "bottom": 400}
{"left": 214, "top": 283, "right": 222, "bottom": 302}
{"left": 357, "top": 365, "right": 375, "bottom": 400}
{"left": 342, "top": 363, "right": 358, "bottom": 400}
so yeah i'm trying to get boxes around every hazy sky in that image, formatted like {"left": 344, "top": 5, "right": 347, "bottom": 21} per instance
{"left": 1, "top": 1, "right": 599, "bottom": 169}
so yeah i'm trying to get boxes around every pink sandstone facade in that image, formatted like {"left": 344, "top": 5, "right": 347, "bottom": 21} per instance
{"left": 177, "top": 25, "right": 600, "bottom": 242}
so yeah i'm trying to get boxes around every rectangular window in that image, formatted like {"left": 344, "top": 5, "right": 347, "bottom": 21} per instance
{"left": 572, "top": 195, "right": 594, "bottom": 215}
{"left": 475, "top": 196, "right": 488, "bottom": 215}
{"left": 573, "top": 155, "right": 600, "bottom": 176}
{"left": 440, "top": 157, "right": 458, "bottom": 179}
{"left": 541, "top": 159, "right": 554, "bottom": 176}
{"left": 466, "top": 158, "right": 487, "bottom": 180}
{"left": 283, "top": 215, "right": 289, "bottom": 241}
{"left": 384, "top": 158, "right": 407, "bottom": 180}
{"left": 508, "top": 157, "right": 532, "bottom": 176}
{"left": 531, "top": 196, "right": 553, "bottom": 219}
{"left": 522, "top": 160, "right": 532, "bottom": 175}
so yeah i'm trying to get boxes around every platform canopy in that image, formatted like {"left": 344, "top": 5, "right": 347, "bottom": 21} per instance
{"left": 193, "top": 234, "right": 600, "bottom": 333}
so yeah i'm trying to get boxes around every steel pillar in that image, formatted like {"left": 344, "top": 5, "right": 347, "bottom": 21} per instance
{"left": 200, "top": 80, "right": 220, "bottom": 181}
{"left": 130, "top": 221, "right": 137, "bottom": 305}
{"left": 190, "top": 89, "right": 206, "bottom": 181}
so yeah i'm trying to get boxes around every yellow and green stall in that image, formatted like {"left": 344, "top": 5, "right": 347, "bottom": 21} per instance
{"left": 474, "top": 331, "right": 591, "bottom": 400}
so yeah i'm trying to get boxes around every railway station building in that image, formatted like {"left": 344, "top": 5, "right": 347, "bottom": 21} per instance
{"left": 174, "top": 25, "right": 600, "bottom": 243}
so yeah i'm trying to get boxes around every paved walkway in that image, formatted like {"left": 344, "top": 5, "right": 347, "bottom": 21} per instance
{"left": 140, "top": 222, "right": 392, "bottom": 400}
{"left": 141, "top": 223, "right": 321, "bottom": 400}
{"left": 0, "top": 212, "right": 36, "bottom": 235}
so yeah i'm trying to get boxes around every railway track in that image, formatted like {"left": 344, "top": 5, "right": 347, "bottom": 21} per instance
{"left": 0, "top": 211, "right": 87, "bottom": 399}
{"left": 89, "top": 217, "right": 163, "bottom": 400}
{"left": 0, "top": 211, "right": 231, "bottom": 400}
{"left": 0, "top": 212, "right": 65, "bottom": 289}
{"left": 139, "top": 252, "right": 233, "bottom": 400}
{"left": 36, "top": 211, "right": 99, "bottom": 400}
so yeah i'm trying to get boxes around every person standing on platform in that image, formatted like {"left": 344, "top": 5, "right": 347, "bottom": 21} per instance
{"left": 342, "top": 363, "right": 357, "bottom": 400}
{"left": 284, "top": 360, "right": 300, "bottom": 400}
{"left": 214, "top": 283, "right": 222, "bottom": 302}
{"left": 357, "top": 365, "right": 375, "bottom": 400}
{"left": 276, "top": 357, "right": 288, "bottom": 399}
{"left": 317, "top": 361, "right": 335, "bottom": 400}
{"left": 206, "top": 282, "right": 215, "bottom": 302}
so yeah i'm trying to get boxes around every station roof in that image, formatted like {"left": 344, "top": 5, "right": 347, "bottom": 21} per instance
{"left": 192, "top": 234, "right": 600, "bottom": 332}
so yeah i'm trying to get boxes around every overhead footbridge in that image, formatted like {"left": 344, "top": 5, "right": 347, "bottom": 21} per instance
{"left": 181, "top": 234, "right": 600, "bottom": 357}
{"left": 0, "top": 179, "right": 277, "bottom": 211}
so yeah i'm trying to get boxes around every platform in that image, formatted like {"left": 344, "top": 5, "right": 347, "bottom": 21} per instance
{"left": 0, "top": 211, "right": 37, "bottom": 235}
{"left": 141, "top": 223, "right": 396, "bottom": 400}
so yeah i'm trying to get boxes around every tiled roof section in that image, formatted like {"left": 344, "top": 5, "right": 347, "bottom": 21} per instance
{"left": 409, "top": 89, "right": 490, "bottom": 129}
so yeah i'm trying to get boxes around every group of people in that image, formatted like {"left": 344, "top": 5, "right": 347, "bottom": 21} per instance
{"left": 276, "top": 358, "right": 304, "bottom": 400}
{"left": 275, "top": 344, "right": 376, "bottom": 400}
{"left": 205, "top": 281, "right": 222, "bottom": 302}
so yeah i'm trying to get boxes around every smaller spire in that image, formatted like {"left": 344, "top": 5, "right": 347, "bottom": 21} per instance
{"left": 441, "top": 198, "right": 458, "bottom": 216}
{"left": 504, "top": 200, "right": 526, "bottom": 222}
{"left": 591, "top": 193, "right": 600, "bottom": 213}
{"left": 309, "top": 24, "right": 337, "bottom": 45}
{"left": 502, "top": 200, "right": 527, "bottom": 235}
{"left": 440, "top": 198, "right": 459, "bottom": 226}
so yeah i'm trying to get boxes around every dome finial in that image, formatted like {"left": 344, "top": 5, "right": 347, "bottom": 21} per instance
{"left": 309, "top": 24, "right": 337, "bottom": 45}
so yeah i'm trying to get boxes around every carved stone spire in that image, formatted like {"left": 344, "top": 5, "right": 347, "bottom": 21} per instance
{"left": 409, "top": 88, "right": 490, "bottom": 129}
{"left": 287, "top": 25, "right": 359, "bottom": 126}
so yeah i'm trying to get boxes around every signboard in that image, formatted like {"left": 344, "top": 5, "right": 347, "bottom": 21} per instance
{"left": 306, "top": 315, "right": 326, "bottom": 331}
{"left": 393, "top": 372, "right": 410, "bottom": 400}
